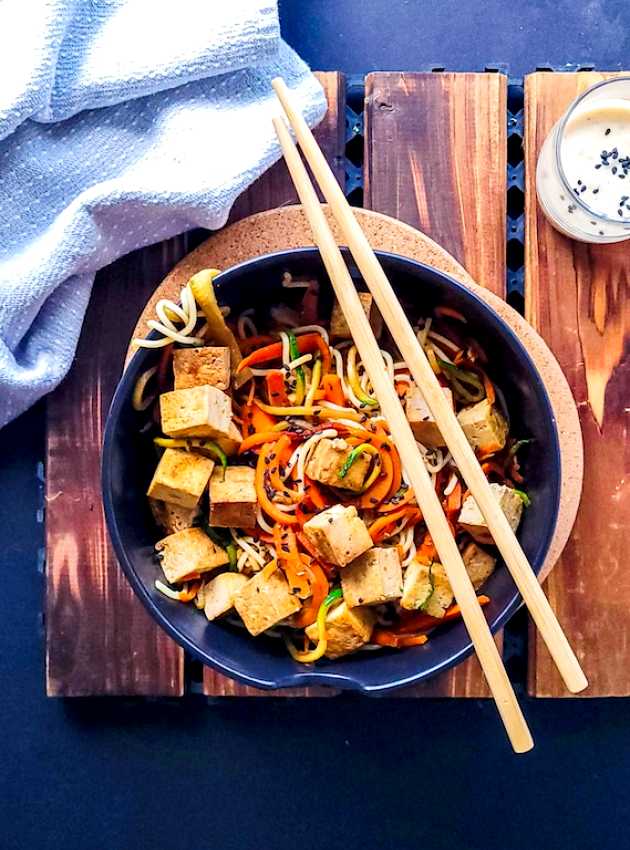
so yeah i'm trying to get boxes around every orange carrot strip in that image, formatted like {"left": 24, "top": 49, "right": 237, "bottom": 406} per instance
{"left": 273, "top": 525, "right": 310, "bottom": 597}
{"left": 255, "top": 442, "right": 299, "bottom": 525}
{"left": 292, "top": 559, "right": 329, "bottom": 628}
{"left": 368, "top": 506, "right": 422, "bottom": 543}
{"left": 242, "top": 401, "right": 277, "bottom": 435}
{"left": 322, "top": 373, "right": 345, "bottom": 406}
{"left": 237, "top": 333, "right": 330, "bottom": 373}
{"left": 266, "top": 370, "right": 290, "bottom": 406}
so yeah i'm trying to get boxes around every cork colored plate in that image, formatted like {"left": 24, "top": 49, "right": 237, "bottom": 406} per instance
{"left": 128, "top": 205, "right": 583, "bottom": 583}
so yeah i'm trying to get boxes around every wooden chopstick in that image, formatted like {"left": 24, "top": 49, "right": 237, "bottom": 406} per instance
{"left": 272, "top": 115, "right": 533, "bottom": 753}
{"left": 272, "top": 77, "right": 587, "bottom": 697}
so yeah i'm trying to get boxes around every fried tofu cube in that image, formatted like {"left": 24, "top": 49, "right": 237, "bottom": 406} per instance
{"left": 401, "top": 559, "right": 454, "bottom": 617}
{"left": 233, "top": 568, "right": 301, "bottom": 636}
{"left": 342, "top": 547, "right": 403, "bottom": 607}
{"left": 173, "top": 346, "right": 230, "bottom": 391}
{"left": 203, "top": 572, "right": 249, "bottom": 621}
{"left": 406, "top": 384, "right": 453, "bottom": 447}
{"left": 305, "top": 601, "right": 375, "bottom": 658}
{"left": 462, "top": 542, "right": 497, "bottom": 590}
{"left": 149, "top": 498, "right": 200, "bottom": 534}
{"left": 208, "top": 465, "right": 257, "bottom": 528}
{"left": 155, "top": 527, "right": 229, "bottom": 584}
{"left": 457, "top": 398, "right": 508, "bottom": 454}
{"left": 213, "top": 422, "right": 242, "bottom": 456}
{"left": 159, "top": 385, "right": 232, "bottom": 439}
{"left": 303, "top": 504, "right": 373, "bottom": 567}
{"left": 458, "top": 483, "right": 524, "bottom": 545}
{"left": 146, "top": 448, "right": 214, "bottom": 508}
{"left": 330, "top": 292, "right": 383, "bottom": 341}
{"left": 305, "top": 437, "right": 371, "bottom": 493}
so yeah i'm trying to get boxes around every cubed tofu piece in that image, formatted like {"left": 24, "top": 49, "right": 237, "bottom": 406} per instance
{"left": 159, "top": 385, "right": 232, "bottom": 439}
{"left": 305, "top": 437, "right": 371, "bottom": 493}
{"left": 149, "top": 497, "right": 200, "bottom": 534}
{"left": 233, "top": 568, "right": 301, "bottom": 636}
{"left": 401, "top": 559, "right": 454, "bottom": 617}
{"left": 203, "top": 572, "right": 249, "bottom": 621}
{"left": 462, "top": 542, "right": 497, "bottom": 590}
{"left": 213, "top": 421, "right": 242, "bottom": 456}
{"left": 457, "top": 398, "right": 508, "bottom": 454}
{"left": 342, "top": 547, "right": 403, "bottom": 607}
{"left": 303, "top": 504, "right": 373, "bottom": 567}
{"left": 209, "top": 465, "right": 257, "bottom": 528}
{"left": 458, "top": 482, "right": 524, "bottom": 545}
{"left": 173, "top": 346, "right": 230, "bottom": 391}
{"left": 305, "top": 601, "right": 375, "bottom": 658}
{"left": 330, "top": 292, "right": 383, "bottom": 341}
{"left": 406, "top": 384, "right": 453, "bottom": 447}
{"left": 155, "top": 527, "right": 229, "bottom": 584}
{"left": 146, "top": 448, "right": 214, "bottom": 508}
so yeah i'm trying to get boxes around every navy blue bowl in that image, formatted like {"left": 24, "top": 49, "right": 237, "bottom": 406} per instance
{"left": 102, "top": 248, "right": 560, "bottom": 693}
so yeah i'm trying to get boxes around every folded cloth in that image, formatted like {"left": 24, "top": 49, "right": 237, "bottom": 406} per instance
{"left": 0, "top": 1, "right": 326, "bottom": 427}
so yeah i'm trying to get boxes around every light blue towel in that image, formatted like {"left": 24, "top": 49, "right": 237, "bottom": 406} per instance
{"left": 0, "top": 0, "right": 327, "bottom": 427}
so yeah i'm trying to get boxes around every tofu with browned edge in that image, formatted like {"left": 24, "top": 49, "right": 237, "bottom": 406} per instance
{"left": 204, "top": 572, "right": 249, "bottom": 621}
{"left": 458, "top": 483, "right": 523, "bottom": 545}
{"left": 305, "top": 601, "right": 375, "bottom": 658}
{"left": 401, "top": 559, "right": 454, "bottom": 617}
{"left": 149, "top": 498, "right": 200, "bottom": 535}
{"left": 342, "top": 547, "right": 403, "bottom": 607}
{"left": 213, "top": 421, "right": 243, "bottom": 456}
{"left": 330, "top": 292, "right": 383, "bottom": 341}
{"left": 208, "top": 465, "right": 257, "bottom": 528}
{"left": 233, "top": 568, "right": 301, "bottom": 636}
{"left": 159, "top": 385, "right": 232, "bottom": 439}
{"left": 462, "top": 541, "right": 497, "bottom": 589}
{"left": 147, "top": 448, "right": 214, "bottom": 508}
{"left": 457, "top": 398, "right": 508, "bottom": 454}
{"left": 173, "top": 346, "right": 230, "bottom": 391}
{"left": 305, "top": 437, "right": 371, "bottom": 492}
{"left": 155, "top": 527, "right": 229, "bottom": 584}
{"left": 406, "top": 384, "right": 453, "bottom": 447}
{"left": 303, "top": 504, "right": 372, "bottom": 567}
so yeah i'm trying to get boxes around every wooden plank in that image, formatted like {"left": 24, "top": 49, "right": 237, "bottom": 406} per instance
{"left": 525, "top": 72, "right": 630, "bottom": 697}
{"left": 203, "top": 72, "right": 345, "bottom": 698}
{"left": 365, "top": 72, "right": 507, "bottom": 299}
{"left": 45, "top": 237, "right": 196, "bottom": 695}
{"left": 364, "top": 71, "right": 507, "bottom": 697}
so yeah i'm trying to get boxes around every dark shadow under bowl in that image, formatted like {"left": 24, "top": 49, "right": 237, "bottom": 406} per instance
{"left": 102, "top": 248, "right": 560, "bottom": 693}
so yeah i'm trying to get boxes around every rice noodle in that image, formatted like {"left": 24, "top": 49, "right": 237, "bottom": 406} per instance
{"left": 237, "top": 309, "right": 257, "bottom": 339}
{"left": 443, "top": 472, "right": 459, "bottom": 497}
{"left": 427, "top": 329, "right": 461, "bottom": 353}
{"left": 291, "top": 324, "right": 330, "bottom": 344}
{"left": 288, "top": 353, "right": 312, "bottom": 370}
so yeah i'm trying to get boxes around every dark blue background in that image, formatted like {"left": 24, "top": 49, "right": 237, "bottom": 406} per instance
{"left": 3, "top": 4, "right": 629, "bottom": 848}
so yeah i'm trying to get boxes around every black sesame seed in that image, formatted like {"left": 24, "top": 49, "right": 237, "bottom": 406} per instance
{"left": 618, "top": 209, "right": 623, "bottom": 217}
{"left": 612, "top": 167, "right": 618, "bottom": 174}
{"left": 593, "top": 188, "right": 600, "bottom": 194}
{"left": 605, "top": 128, "right": 611, "bottom": 136}
{"left": 590, "top": 220, "right": 597, "bottom": 226}
{"left": 599, "top": 230, "right": 605, "bottom": 236}
{"left": 577, "top": 179, "right": 582, "bottom": 185}
{"left": 580, "top": 186, "right": 587, "bottom": 193}
{"left": 595, "top": 164, "right": 602, "bottom": 169}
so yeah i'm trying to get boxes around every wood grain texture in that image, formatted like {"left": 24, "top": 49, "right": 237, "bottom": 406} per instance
{"left": 365, "top": 72, "right": 507, "bottom": 299}
{"left": 525, "top": 72, "right": 630, "bottom": 697}
{"left": 365, "top": 72, "right": 507, "bottom": 697}
{"left": 45, "top": 238, "right": 203, "bottom": 695}
{"left": 203, "top": 72, "right": 346, "bottom": 697}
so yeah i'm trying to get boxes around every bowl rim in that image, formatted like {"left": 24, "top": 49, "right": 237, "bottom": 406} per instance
{"left": 102, "top": 246, "right": 561, "bottom": 693}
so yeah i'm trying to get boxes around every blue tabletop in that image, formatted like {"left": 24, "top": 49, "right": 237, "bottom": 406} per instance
{"left": 2, "top": 3, "right": 629, "bottom": 848}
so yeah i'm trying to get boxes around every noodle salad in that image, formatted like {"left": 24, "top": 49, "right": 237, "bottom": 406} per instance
{"left": 133, "top": 269, "right": 530, "bottom": 662}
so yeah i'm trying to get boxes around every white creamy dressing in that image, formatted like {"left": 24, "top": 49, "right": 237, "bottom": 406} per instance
{"left": 560, "top": 97, "right": 630, "bottom": 220}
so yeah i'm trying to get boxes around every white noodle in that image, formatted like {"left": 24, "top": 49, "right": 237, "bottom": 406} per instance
{"left": 380, "top": 349, "right": 395, "bottom": 382}
{"left": 417, "top": 317, "right": 432, "bottom": 347}
{"left": 443, "top": 472, "right": 458, "bottom": 497}
{"left": 428, "top": 329, "right": 460, "bottom": 353}
{"left": 427, "top": 341, "right": 454, "bottom": 364}
{"left": 256, "top": 506, "right": 275, "bottom": 534}
{"left": 291, "top": 324, "right": 330, "bottom": 344}
{"left": 279, "top": 331, "right": 290, "bottom": 367}
{"left": 288, "top": 353, "right": 312, "bottom": 370}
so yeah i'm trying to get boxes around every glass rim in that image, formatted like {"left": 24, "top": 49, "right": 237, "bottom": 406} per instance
{"left": 554, "top": 75, "right": 630, "bottom": 224}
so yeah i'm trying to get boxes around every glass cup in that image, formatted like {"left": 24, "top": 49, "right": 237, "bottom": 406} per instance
{"left": 536, "top": 76, "right": 630, "bottom": 243}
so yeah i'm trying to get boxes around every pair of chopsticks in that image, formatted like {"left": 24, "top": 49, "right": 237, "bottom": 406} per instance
{"left": 271, "top": 78, "right": 587, "bottom": 753}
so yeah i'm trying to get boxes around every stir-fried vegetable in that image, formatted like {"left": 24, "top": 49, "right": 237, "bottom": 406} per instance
{"left": 285, "top": 588, "right": 343, "bottom": 663}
